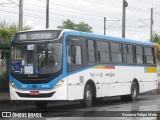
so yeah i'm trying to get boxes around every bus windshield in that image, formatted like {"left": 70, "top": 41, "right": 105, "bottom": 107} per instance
{"left": 11, "top": 42, "right": 62, "bottom": 75}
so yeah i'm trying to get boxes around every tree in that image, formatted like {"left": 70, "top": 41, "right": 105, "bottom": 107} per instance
{"left": 0, "top": 21, "right": 31, "bottom": 34}
{"left": 0, "top": 21, "right": 32, "bottom": 44}
{"left": 57, "top": 19, "right": 76, "bottom": 30}
{"left": 153, "top": 34, "right": 160, "bottom": 44}
{"left": 153, "top": 34, "right": 160, "bottom": 63}
{"left": 57, "top": 19, "right": 92, "bottom": 33}
{"left": 76, "top": 22, "right": 92, "bottom": 33}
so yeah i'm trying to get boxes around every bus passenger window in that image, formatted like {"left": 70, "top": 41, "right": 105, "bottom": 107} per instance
{"left": 67, "top": 45, "right": 82, "bottom": 65}
{"left": 111, "top": 43, "right": 122, "bottom": 63}
{"left": 87, "top": 40, "right": 96, "bottom": 62}
{"left": 144, "top": 47, "right": 154, "bottom": 64}
{"left": 97, "top": 41, "right": 110, "bottom": 63}
{"left": 135, "top": 46, "right": 144, "bottom": 64}
{"left": 123, "top": 44, "right": 134, "bottom": 64}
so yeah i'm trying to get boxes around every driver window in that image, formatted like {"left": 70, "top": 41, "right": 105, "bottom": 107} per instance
{"left": 67, "top": 45, "right": 82, "bottom": 65}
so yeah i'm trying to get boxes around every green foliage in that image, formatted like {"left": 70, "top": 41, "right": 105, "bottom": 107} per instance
{"left": 57, "top": 19, "right": 76, "bottom": 30}
{"left": 153, "top": 34, "right": 160, "bottom": 63}
{"left": 76, "top": 22, "right": 92, "bottom": 33}
{"left": 153, "top": 34, "right": 160, "bottom": 44}
{"left": 0, "top": 21, "right": 32, "bottom": 44}
{"left": 0, "top": 28, "right": 13, "bottom": 44}
{"left": 57, "top": 19, "right": 92, "bottom": 33}
{"left": 0, "top": 21, "right": 32, "bottom": 60}
{"left": 0, "top": 21, "right": 31, "bottom": 33}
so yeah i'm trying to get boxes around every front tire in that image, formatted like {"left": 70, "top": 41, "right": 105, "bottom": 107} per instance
{"left": 35, "top": 101, "right": 48, "bottom": 109}
{"left": 81, "top": 84, "right": 92, "bottom": 108}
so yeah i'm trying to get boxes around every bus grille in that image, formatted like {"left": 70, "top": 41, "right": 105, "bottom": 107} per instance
{"left": 16, "top": 91, "right": 55, "bottom": 98}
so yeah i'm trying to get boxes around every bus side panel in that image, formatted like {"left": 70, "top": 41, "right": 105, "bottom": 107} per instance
{"left": 67, "top": 72, "right": 84, "bottom": 100}
{"left": 67, "top": 66, "right": 113, "bottom": 100}
{"left": 108, "top": 66, "right": 133, "bottom": 96}
{"left": 134, "top": 66, "right": 158, "bottom": 93}
{"left": 139, "top": 81, "right": 157, "bottom": 93}
{"left": 139, "top": 66, "right": 157, "bottom": 93}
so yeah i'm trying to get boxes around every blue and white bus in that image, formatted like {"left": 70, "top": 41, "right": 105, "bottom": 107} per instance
{"left": 10, "top": 29, "right": 158, "bottom": 108}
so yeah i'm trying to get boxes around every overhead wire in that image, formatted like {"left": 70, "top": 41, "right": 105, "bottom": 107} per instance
{"left": 0, "top": 0, "right": 159, "bottom": 39}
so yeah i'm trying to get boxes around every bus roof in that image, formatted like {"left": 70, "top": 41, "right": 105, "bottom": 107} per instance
{"left": 64, "top": 30, "right": 153, "bottom": 46}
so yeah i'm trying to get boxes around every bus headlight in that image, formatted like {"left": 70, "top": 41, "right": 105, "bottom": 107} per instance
{"left": 9, "top": 81, "right": 17, "bottom": 89}
{"left": 54, "top": 80, "right": 65, "bottom": 89}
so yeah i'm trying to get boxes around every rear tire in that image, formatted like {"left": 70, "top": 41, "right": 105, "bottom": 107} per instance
{"left": 130, "top": 82, "right": 138, "bottom": 101}
{"left": 121, "top": 81, "right": 138, "bottom": 101}
{"left": 81, "top": 84, "right": 92, "bottom": 108}
{"left": 35, "top": 101, "right": 48, "bottom": 109}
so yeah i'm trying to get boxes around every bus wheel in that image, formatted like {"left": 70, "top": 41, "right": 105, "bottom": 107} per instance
{"left": 81, "top": 84, "right": 92, "bottom": 108}
{"left": 121, "top": 82, "right": 138, "bottom": 101}
{"left": 130, "top": 82, "right": 138, "bottom": 101}
{"left": 35, "top": 101, "right": 48, "bottom": 109}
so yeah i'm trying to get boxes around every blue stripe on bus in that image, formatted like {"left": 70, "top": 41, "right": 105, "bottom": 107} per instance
{"left": 64, "top": 31, "right": 153, "bottom": 46}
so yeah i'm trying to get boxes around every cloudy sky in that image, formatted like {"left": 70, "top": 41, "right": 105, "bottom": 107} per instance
{"left": 0, "top": 0, "right": 160, "bottom": 41}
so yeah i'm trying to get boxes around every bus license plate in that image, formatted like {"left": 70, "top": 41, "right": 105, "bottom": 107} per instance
{"left": 30, "top": 91, "right": 39, "bottom": 95}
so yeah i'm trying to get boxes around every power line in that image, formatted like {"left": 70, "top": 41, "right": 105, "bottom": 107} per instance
{"left": 8, "top": 0, "right": 19, "bottom": 6}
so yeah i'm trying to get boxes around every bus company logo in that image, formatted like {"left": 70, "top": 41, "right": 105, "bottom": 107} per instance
{"left": 105, "top": 72, "right": 115, "bottom": 78}
{"left": 90, "top": 73, "right": 103, "bottom": 77}
{"left": 2, "top": 112, "right": 11, "bottom": 117}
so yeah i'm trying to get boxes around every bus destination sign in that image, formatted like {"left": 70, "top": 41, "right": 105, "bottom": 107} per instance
{"left": 16, "top": 31, "right": 60, "bottom": 41}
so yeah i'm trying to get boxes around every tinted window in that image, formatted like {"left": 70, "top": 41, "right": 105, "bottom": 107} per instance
{"left": 67, "top": 45, "right": 82, "bottom": 65}
{"left": 136, "top": 46, "right": 143, "bottom": 55}
{"left": 111, "top": 43, "right": 122, "bottom": 53}
{"left": 136, "top": 55, "right": 143, "bottom": 64}
{"left": 123, "top": 44, "right": 133, "bottom": 64}
{"left": 128, "top": 45, "right": 133, "bottom": 54}
{"left": 123, "top": 54, "right": 134, "bottom": 64}
{"left": 111, "top": 43, "right": 122, "bottom": 63}
{"left": 112, "top": 53, "right": 122, "bottom": 63}
{"left": 144, "top": 47, "right": 153, "bottom": 55}
{"left": 99, "top": 52, "right": 110, "bottom": 63}
{"left": 123, "top": 44, "right": 127, "bottom": 53}
{"left": 144, "top": 47, "right": 154, "bottom": 64}
{"left": 87, "top": 40, "right": 96, "bottom": 62}
{"left": 97, "top": 41, "right": 110, "bottom": 63}
{"left": 88, "top": 51, "right": 95, "bottom": 62}
{"left": 87, "top": 40, "right": 94, "bottom": 50}
{"left": 97, "top": 41, "right": 109, "bottom": 52}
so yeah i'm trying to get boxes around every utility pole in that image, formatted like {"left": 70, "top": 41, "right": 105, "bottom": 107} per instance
{"left": 150, "top": 8, "right": 153, "bottom": 42}
{"left": 19, "top": 0, "right": 23, "bottom": 31}
{"left": 46, "top": 0, "right": 49, "bottom": 29}
{"left": 122, "top": 0, "right": 128, "bottom": 38}
{"left": 104, "top": 17, "right": 106, "bottom": 35}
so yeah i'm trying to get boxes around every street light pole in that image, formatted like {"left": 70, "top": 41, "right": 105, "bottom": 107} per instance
{"left": 19, "top": 0, "right": 23, "bottom": 31}
{"left": 150, "top": 8, "right": 153, "bottom": 42}
{"left": 104, "top": 17, "right": 106, "bottom": 35}
{"left": 46, "top": 0, "right": 49, "bottom": 29}
{"left": 122, "top": 0, "right": 128, "bottom": 38}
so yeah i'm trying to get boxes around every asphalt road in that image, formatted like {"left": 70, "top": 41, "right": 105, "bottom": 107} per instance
{"left": 1, "top": 94, "right": 160, "bottom": 120}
